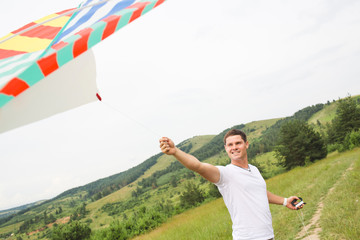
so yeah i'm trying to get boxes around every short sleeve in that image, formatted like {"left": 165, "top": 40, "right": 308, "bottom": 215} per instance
{"left": 214, "top": 165, "right": 225, "bottom": 187}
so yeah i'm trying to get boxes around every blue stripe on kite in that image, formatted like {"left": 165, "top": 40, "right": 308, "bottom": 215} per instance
{"left": 81, "top": 0, "right": 93, "bottom": 7}
{"left": 100, "top": 0, "right": 135, "bottom": 20}
{"left": 56, "top": 2, "right": 107, "bottom": 43}
{"left": 54, "top": 0, "right": 136, "bottom": 44}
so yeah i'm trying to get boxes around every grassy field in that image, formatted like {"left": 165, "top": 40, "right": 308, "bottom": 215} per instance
{"left": 133, "top": 148, "right": 360, "bottom": 240}
{"left": 320, "top": 150, "right": 360, "bottom": 239}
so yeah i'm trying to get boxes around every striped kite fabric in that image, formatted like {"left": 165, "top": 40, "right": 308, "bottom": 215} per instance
{"left": 0, "top": 0, "right": 166, "bottom": 108}
{"left": 0, "top": 9, "right": 73, "bottom": 60}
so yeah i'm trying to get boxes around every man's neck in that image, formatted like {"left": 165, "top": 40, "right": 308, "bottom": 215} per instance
{"left": 231, "top": 159, "right": 249, "bottom": 169}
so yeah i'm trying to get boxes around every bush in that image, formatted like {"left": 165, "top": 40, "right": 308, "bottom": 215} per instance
{"left": 340, "top": 130, "right": 360, "bottom": 152}
{"left": 180, "top": 182, "right": 205, "bottom": 208}
{"left": 347, "top": 130, "right": 360, "bottom": 149}
{"left": 327, "top": 96, "right": 360, "bottom": 144}
{"left": 51, "top": 221, "right": 91, "bottom": 240}
{"left": 327, "top": 130, "right": 360, "bottom": 152}
{"left": 327, "top": 143, "right": 339, "bottom": 153}
{"left": 96, "top": 221, "right": 128, "bottom": 240}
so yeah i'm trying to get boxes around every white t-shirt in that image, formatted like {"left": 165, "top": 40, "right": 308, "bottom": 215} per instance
{"left": 215, "top": 164, "right": 274, "bottom": 240}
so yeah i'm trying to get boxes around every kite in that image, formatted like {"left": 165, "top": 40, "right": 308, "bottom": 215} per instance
{"left": 0, "top": 0, "right": 166, "bottom": 133}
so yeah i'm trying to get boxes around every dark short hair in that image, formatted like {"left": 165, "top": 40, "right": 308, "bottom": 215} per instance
{"left": 223, "top": 129, "right": 247, "bottom": 144}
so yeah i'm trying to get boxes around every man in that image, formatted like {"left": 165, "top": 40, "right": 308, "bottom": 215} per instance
{"left": 159, "top": 129, "right": 303, "bottom": 240}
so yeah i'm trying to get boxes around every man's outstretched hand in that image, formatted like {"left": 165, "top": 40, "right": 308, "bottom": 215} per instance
{"left": 159, "top": 137, "right": 176, "bottom": 155}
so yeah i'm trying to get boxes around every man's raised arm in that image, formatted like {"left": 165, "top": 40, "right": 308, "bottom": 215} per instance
{"left": 159, "top": 137, "right": 220, "bottom": 183}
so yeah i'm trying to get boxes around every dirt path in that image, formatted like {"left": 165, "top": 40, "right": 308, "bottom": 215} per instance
{"left": 27, "top": 216, "right": 70, "bottom": 236}
{"left": 296, "top": 164, "right": 354, "bottom": 240}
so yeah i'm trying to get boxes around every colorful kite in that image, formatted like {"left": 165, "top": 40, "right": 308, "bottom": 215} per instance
{"left": 0, "top": 0, "right": 166, "bottom": 133}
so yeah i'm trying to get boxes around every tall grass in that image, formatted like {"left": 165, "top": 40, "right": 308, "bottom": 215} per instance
{"left": 133, "top": 198, "right": 232, "bottom": 240}
{"left": 320, "top": 150, "right": 360, "bottom": 239}
{"left": 132, "top": 148, "right": 359, "bottom": 240}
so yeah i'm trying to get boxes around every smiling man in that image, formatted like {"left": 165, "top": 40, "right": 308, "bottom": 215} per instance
{"left": 159, "top": 129, "right": 303, "bottom": 240}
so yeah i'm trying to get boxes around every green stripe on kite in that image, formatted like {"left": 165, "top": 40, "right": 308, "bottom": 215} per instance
{"left": 115, "top": 9, "right": 134, "bottom": 31}
{"left": 142, "top": 1, "right": 157, "bottom": 15}
{"left": 0, "top": 94, "right": 14, "bottom": 108}
{"left": 18, "top": 64, "right": 44, "bottom": 86}
{"left": 88, "top": 21, "right": 107, "bottom": 49}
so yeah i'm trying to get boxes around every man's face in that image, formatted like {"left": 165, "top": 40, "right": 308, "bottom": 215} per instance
{"left": 224, "top": 135, "right": 249, "bottom": 161}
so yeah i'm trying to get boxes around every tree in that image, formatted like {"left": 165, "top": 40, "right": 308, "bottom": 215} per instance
{"left": 328, "top": 96, "right": 360, "bottom": 144}
{"left": 275, "top": 120, "right": 327, "bottom": 169}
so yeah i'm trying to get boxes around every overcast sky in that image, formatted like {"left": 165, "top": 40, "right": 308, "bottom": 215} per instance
{"left": 0, "top": 0, "right": 359, "bottom": 211}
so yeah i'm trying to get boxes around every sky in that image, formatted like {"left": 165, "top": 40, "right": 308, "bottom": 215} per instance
{"left": 0, "top": 0, "right": 360, "bottom": 211}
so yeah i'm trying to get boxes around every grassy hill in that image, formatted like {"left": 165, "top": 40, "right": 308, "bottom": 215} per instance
{"left": 1, "top": 95, "right": 359, "bottom": 239}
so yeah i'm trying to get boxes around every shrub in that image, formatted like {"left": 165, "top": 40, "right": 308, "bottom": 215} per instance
{"left": 180, "top": 182, "right": 205, "bottom": 208}
{"left": 51, "top": 221, "right": 91, "bottom": 240}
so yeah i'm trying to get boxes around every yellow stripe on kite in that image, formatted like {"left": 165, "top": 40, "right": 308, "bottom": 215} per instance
{"left": 0, "top": 35, "right": 51, "bottom": 52}
{"left": 34, "top": 14, "right": 71, "bottom": 28}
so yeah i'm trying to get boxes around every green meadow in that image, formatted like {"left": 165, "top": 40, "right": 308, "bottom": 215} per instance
{"left": 134, "top": 148, "right": 360, "bottom": 240}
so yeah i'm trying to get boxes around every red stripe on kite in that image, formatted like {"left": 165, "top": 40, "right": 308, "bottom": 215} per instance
{"left": 12, "top": 22, "right": 36, "bottom": 34}
{"left": 37, "top": 53, "right": 59, "bottom": 76}
{"left": 0, "top": 49, "right": 27, "bottom": 60}
{"left": 102, "top": 15, "right": 121, "bottom": 40}
{"left": 51, "top": 41, "right": 69, "bottom": 51}
{"left": 73, "top": 28, "right": 93, "bottom": 58}
{"left": 154, "top": 0, "right": 166, "bottom": 8}
{"left": 127, "top": 2, "right": 148, "bottom": 23}
{"left": 0, "top": 78, "right": 29, "bottom": 97}
{"left": 21, "top": 25, "right": 62, "bottom": 39}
